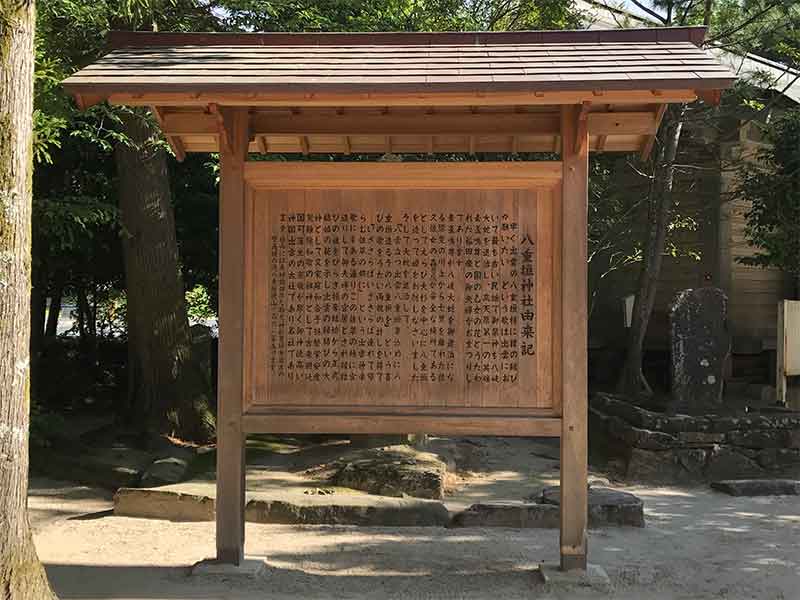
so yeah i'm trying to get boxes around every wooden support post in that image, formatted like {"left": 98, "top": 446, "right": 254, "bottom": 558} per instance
{"left": 559, "top": 104, "right": 589, "bottom": 572}
{"left": 216, "top": 107, "right": 250, "bottom": 565}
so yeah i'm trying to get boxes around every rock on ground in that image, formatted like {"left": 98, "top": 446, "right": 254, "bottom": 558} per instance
{"left": 450, "top": 501, "right": 560, "bottom": 528}
{"left": 710, "top": 479, "right": 800, "bottom": 496}
{"left": 246, "top": 495, "right": 450, "bottom": 527}
{"left": 115, "top": 488, "right": 215, "bottom": 521}
{"left": 539, "top": 486, "right": 645, "bottom": 528}
{"left": 325, "top": 444, "right": 448, "bottom": 499}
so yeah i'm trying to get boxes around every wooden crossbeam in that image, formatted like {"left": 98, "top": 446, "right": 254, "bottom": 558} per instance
{"left": 161, "top": 110, "right": 660, "bottom": 139}
{"left": 105, "top": 89, "right": 699, "bottom": 108}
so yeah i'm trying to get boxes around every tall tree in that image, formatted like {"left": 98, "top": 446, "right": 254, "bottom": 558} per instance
{"left": 0, "top": 0, "right": 57, "bottom": 597}
{"left": 116, "top": 110, "right": 215, "bottom": 441}
{"left": 618, "top": 103, "right": 686, "bottom": 397}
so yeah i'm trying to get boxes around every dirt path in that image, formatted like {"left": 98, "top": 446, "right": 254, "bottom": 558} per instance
{"left": 30, "top": 453, "right": 800, "bottom": 599}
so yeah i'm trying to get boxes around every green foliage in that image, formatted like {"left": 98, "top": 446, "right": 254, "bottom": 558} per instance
{"left": 186, "top": 284, "right": 215, "bottom": 321}
{"left": 711, "top": 0, "right": 800, "bottom": 67}
{"left": 216, "top": 0, "right": 583, "bottom": 32}
{"left": 29, "top": 403, "right": 68, "bottom": 450}
{"left": 94, "top": 288, "right": 128, "bottom": 338}
{"left": 736, "top": 110, "right": 800, "bottom": 288}
{"left": 587, "top": 154, "right": 645, "bottom": 313}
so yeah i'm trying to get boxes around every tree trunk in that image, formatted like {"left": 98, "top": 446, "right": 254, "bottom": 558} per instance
{"left": 115, "top": 110, "right": 214, "bottom": 443}
{"left": 0, "top": 1, "right": 57, "bottom": 597}
{"left": 44, "top": 281, "right": 62, "bottom": 337}
{"left": 618, "top": 105, "right": 686, "bottom": 399}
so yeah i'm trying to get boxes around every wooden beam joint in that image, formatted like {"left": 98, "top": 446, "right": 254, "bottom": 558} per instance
{"left": 150, "top": 106, "right": 186, "bottom": 162}
{"left": 639, "top": 104, "right": 668, "bottom": 161}
{"left": 208, "top": 103, "right": 233, "bottom": 154}
{"left": 575, "top": 101, "right": 590, "bottom": 154}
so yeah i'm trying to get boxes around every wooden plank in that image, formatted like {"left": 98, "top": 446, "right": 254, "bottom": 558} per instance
{"left": 245, "top": 405, "right": 559, "bottom": 416}
{"left": 173, "top": 131, "right": 651, "bottom": 154}
{"left": 71, "top": 63, "right": 733, "bottom": 80}
{"left": 559, "top": 104, "right": 588, "bottom": 572}
{"left": 87, "top": 56, "right": 722, "bottom": 71}
{"left": 785, "top": 301, "right": 800, "bottom": 377}
{"left": 587, "top": 111, "right": 657, "bottom": 136}
{"left": 161, "top": 110, "right": 656, "bottom": 142}
{"left": 778, "top": 301, "right": 787, "bottom": 407}
{"left": 242, "top": 414, "right": 562, "bottom": 437}
{"left": 243, "top": 161, "right": 562, "bottom": 189}
{"left": 216, "top": 107, "right": 250, "bottom": 565}
{"left": 165, "top": 111, "right": 563, "bottom": 136}
{"left": 98, "top": 89, "right": 698, "bottom": 108}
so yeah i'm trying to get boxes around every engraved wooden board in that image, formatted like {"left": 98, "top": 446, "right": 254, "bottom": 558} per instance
{"left": 242, "top": 163, "right": 562, "bottom": 425}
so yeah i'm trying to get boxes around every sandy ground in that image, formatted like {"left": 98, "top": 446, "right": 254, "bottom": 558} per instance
{"left": 29, "top": 436, "right": 800, "bottom": 600}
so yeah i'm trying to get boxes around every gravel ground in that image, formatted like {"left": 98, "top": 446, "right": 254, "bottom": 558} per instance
{"left": 30, "top": 474, "right": 800, "bottom": 600}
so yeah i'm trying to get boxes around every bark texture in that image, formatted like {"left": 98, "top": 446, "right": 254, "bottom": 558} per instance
{"left": 115, "top": 111, "right": 214, "bottom": 442}
{"left": 619, "top": 105, "right": 686, "bottom": 399}
{"left": 0, "top": 1, "right": 57, "bottom": 598}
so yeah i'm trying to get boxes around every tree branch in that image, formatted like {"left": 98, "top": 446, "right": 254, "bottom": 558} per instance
{"left": 628, "top": 0, "right": 668, "bottom": 24}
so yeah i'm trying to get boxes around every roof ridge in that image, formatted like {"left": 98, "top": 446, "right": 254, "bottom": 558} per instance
{"left": 107, "top": 27, "right": 708, "bottom": 50}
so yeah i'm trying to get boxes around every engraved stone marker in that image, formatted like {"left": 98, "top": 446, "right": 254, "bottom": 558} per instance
{"left": 670, "top": 288, "right": 731, "bottom": 413}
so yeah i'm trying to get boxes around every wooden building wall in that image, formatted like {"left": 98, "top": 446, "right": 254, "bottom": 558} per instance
{"left": 719, "top": 122, "right": 789, "bottom": 352}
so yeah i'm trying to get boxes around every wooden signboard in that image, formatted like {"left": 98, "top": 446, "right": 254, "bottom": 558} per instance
{"left": 239, "top": 162, "right": 563, "bottom": 437}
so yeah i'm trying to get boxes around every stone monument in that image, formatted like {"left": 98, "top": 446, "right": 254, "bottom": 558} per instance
{"left": 670, "top": 288, "right": 731, "bottom": 413}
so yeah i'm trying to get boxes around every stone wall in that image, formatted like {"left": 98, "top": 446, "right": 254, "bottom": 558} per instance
{"left": 591, "top": 393, "right": 800, "bottom": 482}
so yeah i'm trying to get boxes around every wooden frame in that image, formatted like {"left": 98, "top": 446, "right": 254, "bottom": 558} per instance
{"left": 215, "top": 145, "right": 587, "bottom": 569}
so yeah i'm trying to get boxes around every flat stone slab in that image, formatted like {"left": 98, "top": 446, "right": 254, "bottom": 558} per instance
{"left": 246, "top": 494, "right": 450, "bottom": 526}
{"left": 710, "top": 479, "right": 800, "bottom": 496}
{"left": 115, "top": 488, "right": 215, "bottom": 521}
{"left": 450, "top": 502, "right": 560, "bottom": 528}
{"left": 536, "top": 563, "right": 612, "bottom": 594}
{"left": 539, "top": 486, "right": 645, "bottom": 528}
{"left": 114, "top": 486, "right": 450, "bottom": 527}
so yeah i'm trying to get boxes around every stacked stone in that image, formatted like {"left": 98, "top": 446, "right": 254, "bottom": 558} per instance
{"left": 591, "top": 393, "right": 800, "bottom": 482}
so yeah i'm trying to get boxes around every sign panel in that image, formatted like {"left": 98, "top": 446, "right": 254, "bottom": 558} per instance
{"left": 242, "top": 163, "right": 562, "bottom": 434}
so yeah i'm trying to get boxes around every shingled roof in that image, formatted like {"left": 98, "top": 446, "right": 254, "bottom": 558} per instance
{"left": 64, "top": 27, "right": 735, "bottom": 97}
